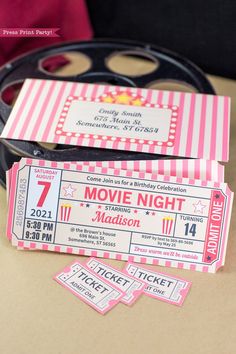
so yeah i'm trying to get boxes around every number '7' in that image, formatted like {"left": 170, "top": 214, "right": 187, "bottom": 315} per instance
{"left": 37, "top": 181, "right": 51, "bottom": 207}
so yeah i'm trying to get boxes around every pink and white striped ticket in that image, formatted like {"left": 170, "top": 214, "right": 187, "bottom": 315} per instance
{"left": 124, "top": 263, "right": 191, "bottom": 306}
{"left": 7, "top": 158, "right": 233, "bottom": 273}
{"left": 0, "top": 79, "right": 230, "bottom": 161}
{"left": 54, "top": 260, "right": 124, "bottom": 314}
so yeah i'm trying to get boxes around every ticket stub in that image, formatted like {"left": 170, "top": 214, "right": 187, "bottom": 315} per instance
{"left": 8, "top": 158, "right": 233, "bottom": 272}
{"left": 54, "top": 260, "right": 124, "bottom": 314}
{"left": 86, "top": 258, "right": 146, "bottom": 305}
{"left": 124, "top": 263, "right": 191, "bottom": 306}
{"left": 0, "top": 79, "right": 230, "bottom": 161}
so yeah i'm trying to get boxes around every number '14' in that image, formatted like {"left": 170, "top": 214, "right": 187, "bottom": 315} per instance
{"left": 184, "top": 223, "right": 197, "bottom": 237}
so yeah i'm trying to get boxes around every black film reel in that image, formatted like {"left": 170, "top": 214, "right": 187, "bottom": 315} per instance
{"left": 0, "top": 39, "right": 215, "bottom": 187}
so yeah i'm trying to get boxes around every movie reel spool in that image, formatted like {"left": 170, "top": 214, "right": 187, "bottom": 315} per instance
{"left": 0, "top": 39, "right": 215, "bottom": 187}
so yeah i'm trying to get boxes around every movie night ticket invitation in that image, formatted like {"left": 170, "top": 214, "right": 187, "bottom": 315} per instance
{"left": 8, "top": 158, "right": 233, "bottom": 273}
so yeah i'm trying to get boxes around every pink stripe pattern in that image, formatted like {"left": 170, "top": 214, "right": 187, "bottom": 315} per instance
{"left": 1, "top": 79, "right": 230, "bottom": 161}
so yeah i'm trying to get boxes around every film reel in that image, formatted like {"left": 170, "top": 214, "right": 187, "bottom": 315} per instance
{"left": 0, "top": 39, "right": 215, "bottom": 187}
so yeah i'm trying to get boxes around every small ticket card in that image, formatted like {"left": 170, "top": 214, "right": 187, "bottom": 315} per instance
{"left": 124, "top": 263, "right": 191, "bottom": 306}
{"left": 8, "top": 158, "right": 233, "bottom": 272}
{"left": 86, "top": 258, "right": 146, "bottom": 305}
{"left": 0, "top": 79, "right": 230, "bottom": 161}
{"left": 54, "top": 260, "right": 124, "bottom": 314}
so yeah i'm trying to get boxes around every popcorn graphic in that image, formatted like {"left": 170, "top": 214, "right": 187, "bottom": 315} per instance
{"left": 60, "top": 204, "right": 72, "bottom": 222}
{"left": 162, "top": 216, "right": 174, "bottom": 235}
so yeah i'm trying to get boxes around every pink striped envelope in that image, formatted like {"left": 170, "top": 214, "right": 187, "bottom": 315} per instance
{"left": 0, "top": 79, "right": 230, "bottom": 161}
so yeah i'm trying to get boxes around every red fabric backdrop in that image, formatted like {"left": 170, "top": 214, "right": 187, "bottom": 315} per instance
{"left": 0, "top": 0, "right": 93, "bottom": 65}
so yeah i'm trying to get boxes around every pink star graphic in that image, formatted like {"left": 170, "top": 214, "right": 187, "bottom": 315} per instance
{"left": 193, "top": 200, "right": 206, "bottom": 213}
{"left": 63, "top": 184, "right": 76, "bottom": 197}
